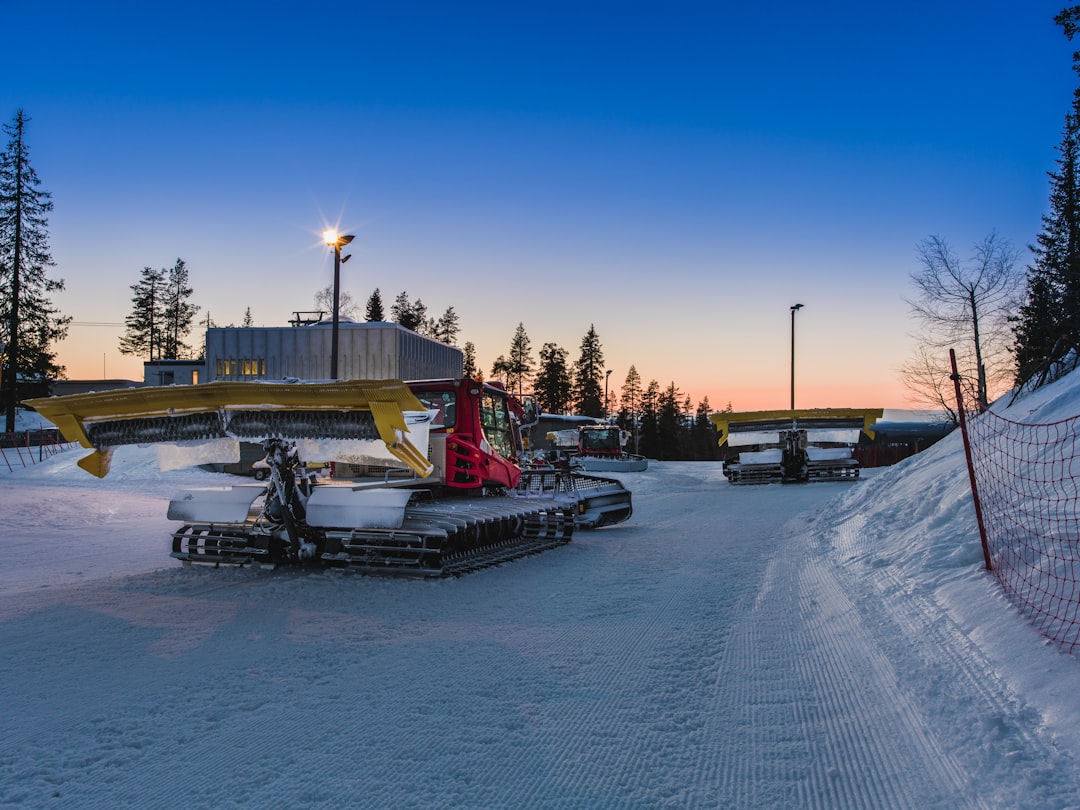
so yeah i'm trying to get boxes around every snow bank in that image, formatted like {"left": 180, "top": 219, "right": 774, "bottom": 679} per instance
{"left": 825, "top": 369, "right": 1080, "bottom": 755}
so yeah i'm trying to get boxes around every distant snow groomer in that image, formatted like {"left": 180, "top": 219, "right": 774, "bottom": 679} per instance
{"left": 545, "top": 424, "right": 648, "bottom": 472}
{"left": 27, "top": 378, "right": 631, "bottom": 576}
{"left": 711, "top": 409, "right": 882, "bottom": 485}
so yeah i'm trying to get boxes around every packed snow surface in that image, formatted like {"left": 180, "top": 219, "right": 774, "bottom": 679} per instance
{"left": 5, "top": 378, "right": 1080, "bottom": 808}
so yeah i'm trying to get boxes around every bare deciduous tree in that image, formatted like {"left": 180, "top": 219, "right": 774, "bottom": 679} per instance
{"left": 899, "top": 345, "right": 959, "bottom": 423}
{"left": 905, "top": 232, "right": 1022, "bottom": 410}
{"left": 314, "top": 285, "right": 358, "bottom": 320}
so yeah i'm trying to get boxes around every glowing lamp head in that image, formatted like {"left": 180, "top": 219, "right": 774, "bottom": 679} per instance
{"left": 324, "top": 230, "right": 355, "bottom": 248}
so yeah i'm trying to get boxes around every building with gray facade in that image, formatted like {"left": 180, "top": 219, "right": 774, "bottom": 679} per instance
{"left": 204, "top": 320, "right": 463, "bottom": 382}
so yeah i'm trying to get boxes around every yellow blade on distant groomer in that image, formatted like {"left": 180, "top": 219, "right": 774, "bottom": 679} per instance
{"left": 709, "top": 408, "right": 883, "bottom": 447}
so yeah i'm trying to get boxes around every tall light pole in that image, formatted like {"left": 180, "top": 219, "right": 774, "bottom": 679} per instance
{"left": 790, "top": 303, "right": 803, "bottom": 410}
{"left": 605, "top": 369, "right": 613, "bottom": 418}
{"left": 323, "top": 230, "right": 354, "bottom": 380}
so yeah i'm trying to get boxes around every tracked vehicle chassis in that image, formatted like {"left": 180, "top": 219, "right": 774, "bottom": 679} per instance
{"left": 172, "top": 494, "right": 574, "bottom": 577}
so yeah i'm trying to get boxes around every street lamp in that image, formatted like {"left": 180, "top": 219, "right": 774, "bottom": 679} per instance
{"left": 323, "top": 230, "right": 355, "bottom": 380}
{"left": 605, "top": 369, "right": 613, "bottom": 418}
{"left": 790, "top": 303, "right": 803, "bottom": 410}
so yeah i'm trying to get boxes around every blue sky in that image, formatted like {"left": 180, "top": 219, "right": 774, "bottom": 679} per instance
{"left": 3, "top": 1, "right": 1074, "bottom": 409}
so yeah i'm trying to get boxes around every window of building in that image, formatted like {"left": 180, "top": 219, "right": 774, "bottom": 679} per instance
{"left": 214, "top": 358, "right": 265, "bottom": 380}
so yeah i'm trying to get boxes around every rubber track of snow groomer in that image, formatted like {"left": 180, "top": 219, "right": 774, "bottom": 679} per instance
{"left": 517, "top": 467, "right": 633, "bottom": 529}
{"left": 171, "top": 494, "right": 575, "bottom": 577}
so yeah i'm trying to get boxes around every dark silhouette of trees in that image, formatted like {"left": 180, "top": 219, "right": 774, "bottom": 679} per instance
{"left": 534, "top": 342, "right": 572, "bottom": 414}
{"left": 1014, "top": 6, "right": 1080, "bottom": 390}
{"left": 121, "top": 259, "right": 199, "bottom": 361}
{"left": 434, "top": 306, "right": 461, "bottom": 345}
{"left": 507, "top": 323, "right": 533, "bottom": 397}
{"left": 462, "top": 341, "right": 478, "bottom": 379}
{"left": 0, "top": 109, "right": 69, "bottom": 431}
{"left": 390, "top": 291, "right": 427, "bottom": 332}
{"left": 119, "top": 266, "right": 166, "bottom": 360}
{"left": 637, "top": 379, "right": 660, "bottom": 458}
{"left": 691, "top": 397, "right": 719, "bottom": 460}
{"left": 572, "top": 325, "right": 605, "bottom": 417}
{"left": 161, "top": 258, "right": 199, "bottom": 359}
{"left": 365, "top": 288, "right": 385, "bottom": 322}
{"left": 655, "top": 382, "right": 685, "bottom": 460}
{"left": 491, "top": 324, "right": 534, "bottom": 397}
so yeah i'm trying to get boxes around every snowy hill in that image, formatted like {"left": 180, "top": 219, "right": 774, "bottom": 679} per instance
{"left": 826, "top": 370, "right": 1080, "bottom": 755}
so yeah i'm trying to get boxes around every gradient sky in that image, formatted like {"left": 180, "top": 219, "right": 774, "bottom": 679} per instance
{"left": 3, "top": 1, "right": 1074, "bottom": 411}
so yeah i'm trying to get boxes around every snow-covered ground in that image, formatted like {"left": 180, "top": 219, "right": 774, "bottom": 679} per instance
{"left": 4, "top": 377, "right": 1080, "bottom": 808}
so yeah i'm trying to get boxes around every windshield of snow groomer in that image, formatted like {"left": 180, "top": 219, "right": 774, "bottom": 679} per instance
{"left": 412, "top": 389, "right": 456, "bottom": 431}
{"left": 581, "top": 427, "right": 619, "bottom": 451}
{"left": 479, "top": 390, "right": 515, "bottom": 459}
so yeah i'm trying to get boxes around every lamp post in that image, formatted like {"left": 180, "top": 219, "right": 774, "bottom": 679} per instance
{"left": 605, "top": 369, "right": 613, "bottom": 418}
{"left": 323, "top": 230, "right": 355, "bottom": 380}
{"left": 790, "top": 303, "right": 803, "bottom": 410}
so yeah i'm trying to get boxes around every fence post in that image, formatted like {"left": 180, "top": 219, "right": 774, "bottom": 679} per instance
{"left": 950, "top": 349, "right": 993, "bottom": 572}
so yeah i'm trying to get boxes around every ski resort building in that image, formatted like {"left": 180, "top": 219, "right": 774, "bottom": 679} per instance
{"left": 202, "top": 320, "right": 462, "bottom": 383}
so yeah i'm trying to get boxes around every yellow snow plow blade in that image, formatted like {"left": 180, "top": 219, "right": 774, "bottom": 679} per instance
{"left": 710, "top": 408, "right": 883, "bottom": 447}
{"left": 25, "top": 379, "right": 433, "bottom": 479}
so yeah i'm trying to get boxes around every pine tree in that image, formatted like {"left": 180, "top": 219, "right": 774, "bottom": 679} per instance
{"left": 656, "top": 382, "right": 685, "bottom": 460}
{"left": 1014, "top": 267, "right": 1065, "bottom": 387}
{"left": 637, "top": 379, "right": 660, "bottom": 459}
{"left": 490, "top": 354, "right": 513, "bottom": 385}
{"left": 534, "top": 342, "right": 572, "bottom": 414}
{"left": 390, "top": 291, "right": 411, "bottom": 328}
{"left": 365, "top": 288, "right": 385, "bottom": 321}
{"left": 462, "top": 341, "right": 478, "bottom": 379}
{"left": 119, "top": 266, "right": 166, "bottom": 360}
{"left": 507, "top": 322, "right": 533, "bottom": 397}
{"left": 412, "top": 299, "right": 432, "bottom": 337}
{"left": 1015, "top": 109, "right": 1080, "bottom": 385}
{"left": 434, "top": 306, "right": 460, "bottom": 345}
{"left": 1014, "top": 8, "right": 1080, "bottom": 388}
{"left": 161, "top": 258, "right": 199, "bottom": 359}
{"left": 391, "top": 291, "right": 428, "bottom": 332}
{"left": 0, "top": 110, "right": 69, "bottom": 431}
{"left": 572, "top": 324, "right": 605, "bottom": 417}
{"left": 199, "top": 311, "right": 217, "bottom": 360}
{"left": 692, "top": 397, "right": 718, "bottom": 460}
{"left": 618, "top": 365, "right": 642, "bottom": 448}
{"left": 242, "top": 307, "right": 254, "bottom": 328}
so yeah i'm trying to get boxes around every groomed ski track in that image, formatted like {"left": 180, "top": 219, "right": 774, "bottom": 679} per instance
{"left": 1, "top": 460, "right": 1079, "bottom": 807}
